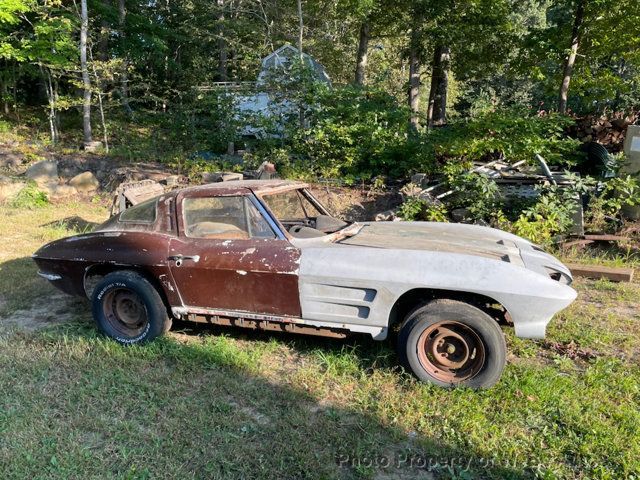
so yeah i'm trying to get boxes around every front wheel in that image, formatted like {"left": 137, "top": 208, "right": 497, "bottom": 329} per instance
{"left": 92, "top": 271, "right": 171, "bottom": 344}
{"left": 397, "top": 299, "right": 506, "bottom": 388}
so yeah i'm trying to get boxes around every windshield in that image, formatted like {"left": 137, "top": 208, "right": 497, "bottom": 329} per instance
{"left": 261, "top": 189, "right": 323, "bottom": 222}
{"left": 260, "top": 188, "right": 349, "bottom": 238}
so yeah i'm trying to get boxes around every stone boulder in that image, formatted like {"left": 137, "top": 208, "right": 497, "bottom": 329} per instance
{"left": 69, "top": 171, "right": 100, "bottom": 193}
{"left": 202, "top": 171, "right": 243, "bottom": 183}
{"left": 0, "top": 152, "right": 23, "bottom": 169}
{"left": 375, "top": 209, "right": 397, "bottom": 222}
{"left": 25, "top": 160, "right": 58, "bottom": 186}
{"left": 48, "top": 184, "right": 78, "bottom": 200}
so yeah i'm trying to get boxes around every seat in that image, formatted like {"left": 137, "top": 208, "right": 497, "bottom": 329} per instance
{"left": 188, "top": 221, "right": 249, "bottom": 240}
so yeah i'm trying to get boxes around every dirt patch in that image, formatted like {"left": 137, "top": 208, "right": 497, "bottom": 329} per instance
{"left": 0, "top": 293, "right": 87, "bottom": 332}
{"left": 542, "top": 340, "right": 600, "bottom": 361}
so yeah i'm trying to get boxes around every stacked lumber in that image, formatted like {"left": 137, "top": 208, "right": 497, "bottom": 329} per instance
{"left": 568, "top": 113, "right": 638, "bottom": 152}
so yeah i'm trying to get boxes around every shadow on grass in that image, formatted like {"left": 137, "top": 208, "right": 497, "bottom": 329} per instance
{"left": 39, "top": 216, "right": 101, "bottom": 233}
{"left": 2, "top": 323, "right": 532, "bottom": 480}
{"left": 0, "top": 257, "right": 531, "bottom": 478}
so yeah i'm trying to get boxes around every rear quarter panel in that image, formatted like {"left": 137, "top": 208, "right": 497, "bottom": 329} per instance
{"left": 33, "top": 231, "right": 177, "bottom": 303}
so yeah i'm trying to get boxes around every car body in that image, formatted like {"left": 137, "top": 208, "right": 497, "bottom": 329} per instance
{"left": 33, "top": 180, "right": 577, "bottom": 387}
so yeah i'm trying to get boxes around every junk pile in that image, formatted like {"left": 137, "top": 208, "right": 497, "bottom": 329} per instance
{"left": 405, "top": 154, "right": 585, "bottom": 235}
{"left": 111, "top": 161, "right": 278, "bottom": 215}
{"left": 568, "top": 113, "right": 637, "bottom": 151}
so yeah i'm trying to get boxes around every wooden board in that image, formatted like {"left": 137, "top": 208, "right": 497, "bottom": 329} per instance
{"left": 583, "top": 234, "right": 626, "bottom": 242}
{"left": 566, "top": 263, "right": 635, "bottom": 282}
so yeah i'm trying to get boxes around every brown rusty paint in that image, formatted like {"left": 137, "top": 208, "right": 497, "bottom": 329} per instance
{"left": 171, "top": 183, "right": 302, "bottom": 317}
{"left": 33, "top": 230, "right": 181, "bottom": 304}
{"left": 33, "top": 180, "right": 304, "bottom": 319}
{"left": 168, "top": 236, "right": 301, "bottom": 316}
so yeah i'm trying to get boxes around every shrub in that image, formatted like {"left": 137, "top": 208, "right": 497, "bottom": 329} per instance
{"left": 292, "top": 86, "right": 430, "bottom": 178}
{"left": 10, "top": 183, "right": 49, "bottom": 209}
{"left": 426, "top": 109, "right": 582, "bottom": 167}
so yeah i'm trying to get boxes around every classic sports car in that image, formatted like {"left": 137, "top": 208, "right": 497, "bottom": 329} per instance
{"left": 33, "top": 180, "right": 577, "bottom": 388}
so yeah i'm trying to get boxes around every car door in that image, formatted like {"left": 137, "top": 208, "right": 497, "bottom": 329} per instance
{"left": 168, "top": 192, "right": 301, "bottom": 317}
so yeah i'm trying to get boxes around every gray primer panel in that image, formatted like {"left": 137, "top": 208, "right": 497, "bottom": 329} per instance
{"left": 296, "top": 222, "right": 577, "bottom": 340}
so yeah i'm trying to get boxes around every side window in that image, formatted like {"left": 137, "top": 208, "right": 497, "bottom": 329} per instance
{"left": 119, "top": 198, "right": 157, "bottom": 223}
{"left": 183, "top": 196, "right": 275, "bottom": 240}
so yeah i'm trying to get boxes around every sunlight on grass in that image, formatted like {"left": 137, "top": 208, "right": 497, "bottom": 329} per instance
{"left": 0, "top": 200, "right": 639, "bottom": 479}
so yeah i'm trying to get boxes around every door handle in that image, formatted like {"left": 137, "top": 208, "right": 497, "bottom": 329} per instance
{"left": 168, "top": 254, "right": 200, "bottom": 267}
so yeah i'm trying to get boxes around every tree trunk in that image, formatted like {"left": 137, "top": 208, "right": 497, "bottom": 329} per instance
{"left": 80, "top": 0, "right": 92, "bottom": 144}
{"left": 427, "top": 44, "right": 450, "bottom": 127}
{"left": 297, "top": 0, "right": 304, "bottom": 56}
{"left": 558, "top": 0, "right": 585, "bottom": 114}
{"left": 354, "top": 20, "right": 370, "bottom": 86}
{"left": 217, "top": 0, "right": 228, "bottom": 81}
{"left": 1, "top": 79, "right": 8, "bottom": 115}
{"left": 408, "top": 28, "right": 421, "bottom": 132}
{"left": 118, "top": 0, "right": 133, "bottom": 116}
{"left": 40, "top": 64, "right": 59, "bottom": 144}
{"left": 297, "top": 0, "right": 304, "bottom": 128}
{"left": 89, "top": 44, "right": 109, "bottom": 152}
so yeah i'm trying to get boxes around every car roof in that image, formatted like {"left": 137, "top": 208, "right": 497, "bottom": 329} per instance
{"left": 170, "top": 179, "right": 308, "bottom": 198}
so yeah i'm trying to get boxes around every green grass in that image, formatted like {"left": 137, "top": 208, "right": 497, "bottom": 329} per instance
{"left": 1, "top": 202, "right": 639, "bottom": 479}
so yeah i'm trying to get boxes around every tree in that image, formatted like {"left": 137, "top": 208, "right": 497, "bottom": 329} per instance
{"left": 558, "top": 0, "right": 585, "bottom": 114}
{"left": 118, "top": 0, "right": 132, "bottom": 115}
{"left": 418, "top": 0, "right": 515, "bottom": 126}
{"left": 79, "top": 0, "right": 92, "bottom": 144}
{"left": 427, "top": 45, "right": 450, "bottom": 126}
{"left": 354, "top": 19, "right": 369, "bottom": 86}
{"left": 408, "top": 24, "right": 421, "bottom": 131}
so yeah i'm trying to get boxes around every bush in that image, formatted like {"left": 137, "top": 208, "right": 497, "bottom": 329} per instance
{"left": 426, "top": 109, "right": 582, "bottom": 167}
{"left": 292, "top": 86, "right": 430, "bottom": 178}
{"left": 10, "top": 183, "right": 49, "bottom": 209}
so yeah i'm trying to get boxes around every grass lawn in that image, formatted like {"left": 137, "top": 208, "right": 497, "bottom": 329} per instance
{"left": 0, "top": 201, "right": 639, "bottom": 479}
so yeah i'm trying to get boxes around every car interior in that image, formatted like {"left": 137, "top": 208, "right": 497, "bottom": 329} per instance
{"left": 261, "top": 189, "right": 348, "bottom": 238}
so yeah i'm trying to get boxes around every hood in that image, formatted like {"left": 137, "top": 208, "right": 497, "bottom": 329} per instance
{"left": 338, "top": 221, "right": 526, "bottom": 265}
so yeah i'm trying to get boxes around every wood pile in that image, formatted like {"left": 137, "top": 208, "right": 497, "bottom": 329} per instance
{"left": 568, "top": 113, "right": 638, "bottom": 152}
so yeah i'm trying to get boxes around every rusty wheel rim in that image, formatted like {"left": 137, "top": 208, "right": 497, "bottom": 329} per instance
{"left": 102, "top": 288, "right": 148, "bottom": 337}
{"left": 416, "top": 321, "right": 486, "bottom": 383}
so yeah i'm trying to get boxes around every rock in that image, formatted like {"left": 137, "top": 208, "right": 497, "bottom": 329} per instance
{"left": 48, "top": 184, "right": 78, "bottom": 199}
{"left": 25, "top": 160, "right": 58, "bottom": 186}
{"left": 69, "top": 171, "right": 100, "bottom": 192}
{"left": 164, "top": 175, "right": 180, "bottom": 187}
{"left": 411, "top": 173, "right": 429, "bottom": 188}
{"left": 0, "top": 176, "right": 25, "bottom": 202}
{"left": 375, "top": 209, "right": 397, "bottom": 221}
{"left": 202, "top": 171, "right": 243, "bottom": 183}
{"left": 451, "top": 208, "right": 471, "bottom": 222}
{"left": 0, "top": 152, "right": 23, "bottom": 169}
{"left": 82, "top": 141, "right": 103, "bottom": 153}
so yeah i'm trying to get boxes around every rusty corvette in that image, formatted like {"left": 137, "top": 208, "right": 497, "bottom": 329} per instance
{"left": 33, "top": 180, "right": 577, "bottom": 387}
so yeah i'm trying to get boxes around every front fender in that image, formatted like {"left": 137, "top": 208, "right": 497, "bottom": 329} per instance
{"left": 297, "top": 246, "right": 576, "bottom": 339}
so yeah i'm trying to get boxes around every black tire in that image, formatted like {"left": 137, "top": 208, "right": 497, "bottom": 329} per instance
{"left": 92, "top": 270, "right": 171, "bottom": 344}
{"left": 397, "top": 299, "right": 506, "bottom": 388}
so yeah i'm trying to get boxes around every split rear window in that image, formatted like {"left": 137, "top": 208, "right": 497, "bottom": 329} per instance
{"left": 119, "top": 199, "right": 158, "bottom": 223}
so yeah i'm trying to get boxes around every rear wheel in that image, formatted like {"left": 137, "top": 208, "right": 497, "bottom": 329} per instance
{"left": 397, "top": 299, "right": 506, "bottom": 388}
{"left": 92, "top": 271, "right": 171, "bottom": 344}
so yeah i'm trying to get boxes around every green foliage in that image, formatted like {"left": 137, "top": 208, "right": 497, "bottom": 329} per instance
{"left": 584, "top": 175, "right": 640, "bottom": 232}
{"left": 445, "top": 166, "right": 502, "bottom": 221}
{"left": 292, "top": 86, "right": 429, "bottom": 178}
{"left": 10, "top": 182, "right": 49, "bottom": 209}
{"left": 427, "top": 110, "right": 582, "bottom": 166}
